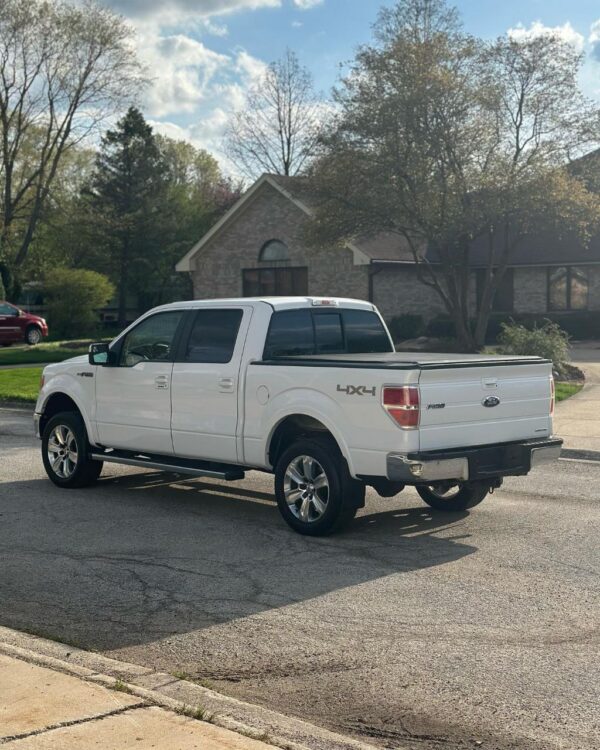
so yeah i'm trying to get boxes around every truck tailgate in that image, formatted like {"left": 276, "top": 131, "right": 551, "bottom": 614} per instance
{"left": 417, "top": 361, "right": 553, "bottom": 451}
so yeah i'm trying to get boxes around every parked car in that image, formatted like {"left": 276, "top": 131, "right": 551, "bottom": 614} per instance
{"left": 0, "top": 301, "right": 48, "bottom": 345}
{"left": 34, "top": 297, "right": 562, "bottom": 535}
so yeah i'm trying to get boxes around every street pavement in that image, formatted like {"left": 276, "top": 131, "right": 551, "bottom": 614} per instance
{"left": 0, "top": 407, "right": 599, "bottom": 750}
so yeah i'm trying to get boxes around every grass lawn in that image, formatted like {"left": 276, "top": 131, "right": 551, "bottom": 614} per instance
{"left": 0, "top": 340, "right": 99, "bottom": 366}
{"left": 555, "top": 382, "right": 583, "bottom": 402}
{"left": 0, "top": 366, "right": 43, "bottom": 403}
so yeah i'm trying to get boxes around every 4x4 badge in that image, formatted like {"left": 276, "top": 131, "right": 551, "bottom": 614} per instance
{"left": 337, "top": 385, "right": 376, "bottom": 397}
{"left": 483, "top": 396, "right": 500, "bottom": 407}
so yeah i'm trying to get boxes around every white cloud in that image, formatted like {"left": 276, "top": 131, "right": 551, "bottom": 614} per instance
{"left": 136, "top": 31, "right": 230, "bottom": 117}
{"left": 107, "top": 0, "right": 281, "bottom": 22}
{"left": 507, "top": 21, "right": 585, "bottom": 52}
{"left": 293, "top": 0, "right": 323, "bottom": 9}
{"left": 589, "top": 19, "right": 600, "bottom": 61}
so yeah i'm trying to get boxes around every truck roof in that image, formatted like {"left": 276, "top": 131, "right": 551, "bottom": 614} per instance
{"left": 152, "top": 297, "right": 376, "bottom": 312}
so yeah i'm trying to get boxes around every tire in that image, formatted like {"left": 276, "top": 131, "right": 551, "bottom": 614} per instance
{"left": 42, "top": 411, "right": 103, "bottom": 488}
{"left": 274, "top": 435, "right": 365, "bottom": 536}
{"left": 416, "top": 481, "right": 490, "bottom": 512}
{"left": 25, "top": 326, "right": 42, "bottom": 345}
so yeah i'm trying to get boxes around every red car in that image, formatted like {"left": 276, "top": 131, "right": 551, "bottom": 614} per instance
{"left": 0, "top": 301, "right": 48, "bottom": 345}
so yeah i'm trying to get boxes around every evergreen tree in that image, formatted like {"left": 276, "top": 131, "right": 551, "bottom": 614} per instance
{"left": 87, "top": 107, "right": 168, "bottom": 326}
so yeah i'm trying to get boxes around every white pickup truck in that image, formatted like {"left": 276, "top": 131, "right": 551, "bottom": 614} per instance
{"left": 35, "top": 297, "right": 562, "bottom": 535}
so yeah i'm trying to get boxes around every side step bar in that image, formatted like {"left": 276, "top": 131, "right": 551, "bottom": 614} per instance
{"left": 90, "top": 451, "right": 245, "bottom": 481}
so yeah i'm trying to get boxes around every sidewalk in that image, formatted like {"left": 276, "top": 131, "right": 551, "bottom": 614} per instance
{"left": 554, "top": 343, "right": 600, "bottom": 455}
{"left": 1, "top": 652, "right": 274, "bottom": 750}
{"left": 0, "top": 627, "right": 379, "bottom": 750}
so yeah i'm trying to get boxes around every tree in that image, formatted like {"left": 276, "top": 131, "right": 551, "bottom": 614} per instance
{"left": 0, "top": 0, "right": 144, "bottom": 298}
{"left": 86, "top": 107, "right": 168, "bottom": 326}
{"left": 308, "top": 0, "right": 600, "bottom": 350}
{"left": 225, "top": 49, "right": 323, "bottom": 179}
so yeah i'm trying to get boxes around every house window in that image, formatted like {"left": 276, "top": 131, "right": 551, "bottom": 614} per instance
{"left": 259, "top": 240, "right": 289, "bottom": 263}
{"left": 476, "top": 269, "right": 514, "bottom": 312}
{"left": 242, "top": 267, "right": 308, "bottom": 297}
{"left": 548, "top": 266, "right": 589, "bottom": 311}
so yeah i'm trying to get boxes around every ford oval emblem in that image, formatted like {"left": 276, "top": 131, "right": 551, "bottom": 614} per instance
{"left": 483, "top": 396, "right": 501, "bottom": 408}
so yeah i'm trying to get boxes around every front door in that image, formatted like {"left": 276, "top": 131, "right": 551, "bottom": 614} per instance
{"left": 171, "top": 306, "right": 251, "bottom": 463}
{"left": 0, "top": 303, "right": 21, "bottom": 344}
{"left": 94, "top": 310, "right": 185, "bottom": 454}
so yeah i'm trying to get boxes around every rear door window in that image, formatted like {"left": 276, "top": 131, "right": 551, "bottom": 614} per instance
{"left": 184, "top": 309, "right": 243, "bottom": 363}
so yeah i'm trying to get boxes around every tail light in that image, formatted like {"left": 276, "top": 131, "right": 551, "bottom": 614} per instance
{"left": 383, "top": 386, "right": 420, "bottom": 428}
{"left": 550, "top": 377, "right": 555, "bottom": 416}
{"left": 39, "top": 374, "right": 45, "bottom": 390}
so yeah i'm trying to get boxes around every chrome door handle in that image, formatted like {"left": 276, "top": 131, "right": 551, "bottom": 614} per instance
{"left": 219, "top": 377, "right": 234, "bottom": 393}
{"left": 155, "top": 375, "right": 169, "bottom": 390}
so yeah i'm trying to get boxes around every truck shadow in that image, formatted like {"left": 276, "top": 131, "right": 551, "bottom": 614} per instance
{"left": 0, "top": 470, "right": 476, "bottom": 652}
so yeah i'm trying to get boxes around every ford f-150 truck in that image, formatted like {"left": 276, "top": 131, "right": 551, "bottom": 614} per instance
{"left": 35, "top": 297, "right": 562, "bottom": 535}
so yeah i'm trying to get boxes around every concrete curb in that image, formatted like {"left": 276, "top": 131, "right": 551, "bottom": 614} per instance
{"left": 0, "top": 627, "right": 382, "bottom": 750}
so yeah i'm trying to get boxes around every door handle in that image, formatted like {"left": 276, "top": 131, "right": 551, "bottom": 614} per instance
{"left": 155, "top": 375, "right": 169, "bottom": 390}
{"left": 219, "top": 377, "right": 234, "bottom": 393}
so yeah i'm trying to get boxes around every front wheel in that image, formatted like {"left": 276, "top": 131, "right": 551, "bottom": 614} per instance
{"left": 25, "top": 326, "right": 42, "bottom": 345}
{"left": 42, "top": 411, "right": 103, "bottom": 488}
{"left": 416, "top": 481, "right": 490, "bottom": 512}
{"left": 274, "top": 436, "right": 364, "bottom": 536}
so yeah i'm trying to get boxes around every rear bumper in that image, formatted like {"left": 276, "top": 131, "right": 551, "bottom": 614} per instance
{"left": 387, "top": 437, "right": 563, "bottom": 484}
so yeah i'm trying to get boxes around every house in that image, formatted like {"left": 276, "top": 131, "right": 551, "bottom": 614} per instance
{"left": 176, "top": 173, "right": 600, "bottom": 335}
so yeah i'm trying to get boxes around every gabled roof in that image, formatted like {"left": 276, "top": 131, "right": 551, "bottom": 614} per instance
{"left": 176, "top": 174, "right": 309, "bottom": 272}
{"left": 175, "top": 173, "right": 401, "bottom": 272}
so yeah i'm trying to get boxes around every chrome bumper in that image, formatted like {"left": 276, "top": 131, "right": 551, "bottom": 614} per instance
{"left": 387, "top": 437, "right": 563, "bottom": 484}
{"left": 33, "top": 411, "right": 42, "bottom": 439}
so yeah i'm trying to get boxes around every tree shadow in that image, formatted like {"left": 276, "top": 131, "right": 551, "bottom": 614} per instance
{"left": 0, "top": 470, "right": 476, "bottom": 651}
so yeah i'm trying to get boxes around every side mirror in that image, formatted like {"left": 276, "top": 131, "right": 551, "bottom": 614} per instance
{"left": 89, "top": 342, "right": 113, "bottom": 366}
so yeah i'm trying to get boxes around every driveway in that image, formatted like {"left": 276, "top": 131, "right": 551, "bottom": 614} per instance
{"left": 1, "top": 409, "right": 599, "bottom": 750}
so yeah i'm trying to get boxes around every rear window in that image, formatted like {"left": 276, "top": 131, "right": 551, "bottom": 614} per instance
{"left": 314, "top": 313, "right": 344, "bottom": 354}
{"left": 263, "top": 308, "right": 392, "bottom": 359}
{"left": 343, "top": 309, "right": 392, "bottom": 353}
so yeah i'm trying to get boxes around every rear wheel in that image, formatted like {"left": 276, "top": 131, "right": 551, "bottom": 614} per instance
{"left": 42, "top": 411, "right": 103, "bottom": 488}
{"left": 274, "top": 436, "right": 364, "bottom": 536}
{"left": 416, "top": 481, "right": 490, "bottom": 512}
{"left": 25, "top": 326, "right": 42, "bottom": 345}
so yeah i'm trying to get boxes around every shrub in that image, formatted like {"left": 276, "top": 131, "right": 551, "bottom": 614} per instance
{"left": 388, "top": 314, "right": 425, "bottom": 342}
{"left": 425, "top": 315, "right": 456, "bottom": 339}
{"left": 497, "top": 319, "right": 570, "bottom": 376}
{"left": 44, "top": 268, "right": 115, "bottom": 339}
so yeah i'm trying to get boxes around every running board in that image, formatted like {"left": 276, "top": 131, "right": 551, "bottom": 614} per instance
{"left": 90, "top": 451, "right": 245, "bottom": 481}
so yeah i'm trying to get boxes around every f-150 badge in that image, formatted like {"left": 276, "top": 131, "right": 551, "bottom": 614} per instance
{"left": 337, "top": 385, "right": 376, "bottom": 396}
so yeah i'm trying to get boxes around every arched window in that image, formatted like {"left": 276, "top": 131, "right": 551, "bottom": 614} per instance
{"left": 259, "top": 239, "right": 289, "bottom": 263}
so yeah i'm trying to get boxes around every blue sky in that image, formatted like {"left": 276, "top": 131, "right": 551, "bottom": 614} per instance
{"left": 101, "top": 0, "right": 600, "bottom": 169}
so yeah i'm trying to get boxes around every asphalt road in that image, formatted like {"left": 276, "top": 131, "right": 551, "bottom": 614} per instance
{"left": 1, "top": 407, "right": 599, "bottom": 750}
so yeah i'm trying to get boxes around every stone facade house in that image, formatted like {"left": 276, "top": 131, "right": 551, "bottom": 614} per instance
{"left": 176, "top": 173, "right": 600, "bottom": 335}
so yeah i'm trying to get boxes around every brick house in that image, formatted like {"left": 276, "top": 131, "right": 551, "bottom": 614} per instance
{"left": 176, "top": 173, "right": 600, "bottom": 333}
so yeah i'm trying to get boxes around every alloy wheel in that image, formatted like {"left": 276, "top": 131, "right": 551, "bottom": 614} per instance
{"left": 284, "top": 455, "right": 330, "bottom": 523}
{"left": 47, "top": 425, "right": 78, "bottom": 479}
